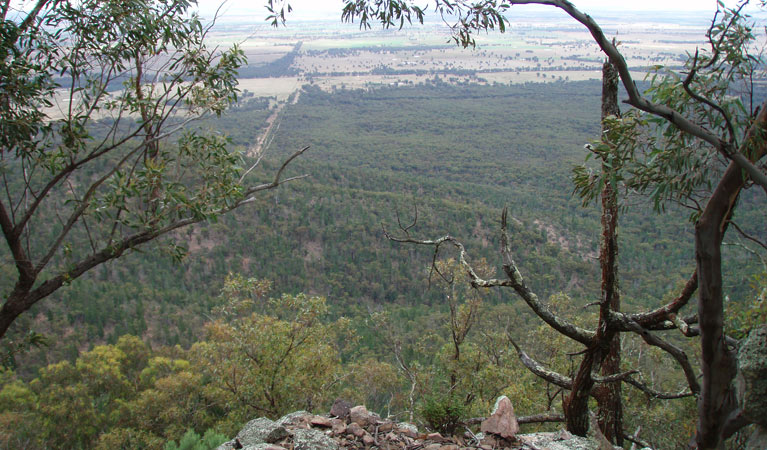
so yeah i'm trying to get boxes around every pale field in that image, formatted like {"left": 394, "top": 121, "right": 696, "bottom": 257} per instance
{"left": 41, "top": 12, "right": 740, "bottom": 119}
{"left": 203, "top": 12, "right": 712, "bottom": 97}
{"left": 237, "top": 77, "right": 303, "bottom": 101}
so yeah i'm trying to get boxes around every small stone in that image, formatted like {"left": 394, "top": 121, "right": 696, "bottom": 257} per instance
{"left": 480, "top": 396, "right": 519, "bottom": 439}
{"left": 330, "top": 419, "right": 346, "bottom": 436}
{"left": 310, "top": 416, "right": 332, "bottom": 428}
{"left": 378, "top": 421, "right": 394, "bottom": 432}
{"left": 396, "top": 422, "right": 419, "bottom": 438}
{"left": 423, "top": 445, "right": 441, "bottom": 450}
{"left": 385, "top": 432, "right": 399, "bottom": 441}
{"left": 481, "top": 434, "right": 497, "bottom": 447}
{"left": 362, "top": 433, "right": 376, "bottom": 446}
{"left": 236, "top": 418, "right": 289, "bottom": 446}
{"left": 277, "top": 411, "right": 312, "bottom": 428}
{"left": 557, "top": 429, "right": 573, "bottom": 441}
{"left": 291, "top": 428, "right": 339, "bottom": 450}
{"left": 427, "top": 432, "right": 445, "bottom": 442}
{"left": 440, "top": 445, "right": 460, "bottom": 450}
{"left": 347, "top": 422, "right": 366, "bottom": 438}
{"left": 330, "top": 398, "right": 352, "bottom": 419}
{"left": 350, "top": 405, "right": 371, "bottom": 426}
{"left": 242, "top": 445, "right": 287, "bottom": 450}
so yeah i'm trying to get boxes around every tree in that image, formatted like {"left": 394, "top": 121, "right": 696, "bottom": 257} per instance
{"left": 329, "top": 0, "right": 766, "bottom": 448}
{"left": 0, "top": 0, "right": 307, "bottom": 343}
{"left": 192, "top": 275, "right": 350, "bottom": 427}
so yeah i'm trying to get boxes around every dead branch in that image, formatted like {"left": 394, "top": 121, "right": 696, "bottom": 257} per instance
{"left": 628, "top": 271, "right": 698, "bottom": 327}
{"left": 623, "top": 431, "right": 656, "bottom": 450}
{"left": 610, "top": 312, "right": 701, "bottom": 396}
{"left": 499, "top": 209, "right": 595, "bottom": 345}
{"left": 507, "top": 332, "right": 573, "bottom": 389}
{"left": 592, "top": 370, "right": 639, "bottom": 384}
{"left": 464, "top": 413, "right": 565, "bottom": 426}
{"left": 623, "top": 377, "right": 695, "bottom": 400}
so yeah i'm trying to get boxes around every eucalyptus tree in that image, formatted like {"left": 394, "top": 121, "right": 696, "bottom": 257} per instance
{"left": 0, "top": 0, "right": 307, "bottom": 344}
{"left": 266, "top": 0, "right": 767, "bottom": 448}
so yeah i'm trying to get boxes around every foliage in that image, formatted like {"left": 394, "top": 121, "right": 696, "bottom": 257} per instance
{"left": 164, "top": 429, "right": 228, "bottom": 450}
{"left": 726, "top": 271, "right": 767, "bottom": 339}
{"left": 0, "top": 0, "right": 306, "bottom": 343}
{"left": 420, "top": 391, "right": 466, "bottom": 436}
{"left": 193, "top": 274, "right": 352, "bottom": 426}
{"left": 0, "top": 330, "right": 48, "bottom": 369}
{"left": 572, "top": 3, "right": 765, "bottom": 218}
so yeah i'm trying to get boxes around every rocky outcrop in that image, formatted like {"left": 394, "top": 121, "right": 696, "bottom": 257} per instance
{"left": 217, "top": 398, "right": 621, "bottom": 450}
{"left": 737, "top": 325, "right": 767, "bottom": 450}
{"left": 737, "top": 325, "right": 767, "bottom": 426}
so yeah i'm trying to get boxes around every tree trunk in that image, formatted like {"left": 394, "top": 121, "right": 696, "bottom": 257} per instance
{"left": 694, "top": 104, "right": 767, "bottom": 449}
{"left": 564, "top": 348, "right": 597, "bottom": 436}
{"left": 595, "top": 60, "right": 623, "bottom": 446}
{"left": 563, "top": 61, "right": 624, "bottom": 443}
{"left": 694, "top": 163, "right": 743, "bottom": 450}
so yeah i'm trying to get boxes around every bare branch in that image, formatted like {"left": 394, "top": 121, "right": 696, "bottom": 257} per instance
{"left": 623, "top": 377, "right": 695, "bottom": 400}
{"left": 500, "top": 208, "right": 595, "bottom": 344}
{"left": 592, "top": 369, "right": 638, "bottom": 384}
{"left": 395, "top": 203, "right": 418, "bottom": 236}
{"left": 507, "top": 332, "right": 573, "bottom": 389}
{"left": 727, "top": 221, "right": 767, "bottom": 252}
{"left": 242, "top": 146, "right": 311, "bottom": 196}
{"left": 628, "top": 271, "right": 698, "bottom": 327}
{"left": 518, "top": 413, "right": 566, "bottom": 424}
{"left": 464, "top": 413, "right": 565, "bottom": 426}
{"left": 610, "top": 312, "right": 701, "bottom": 396}
{"left": 623, "top": 431, "right": 656, "bottom": 450}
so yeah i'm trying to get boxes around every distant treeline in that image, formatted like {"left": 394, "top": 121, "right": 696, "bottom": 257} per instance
{"left": 237, "top": 42, "right": 303, "bottom": 78}
{"left": 304, "top": 45, "right": 451, "bottom": 57}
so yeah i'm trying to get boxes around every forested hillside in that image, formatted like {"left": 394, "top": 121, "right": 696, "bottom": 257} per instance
{"left": 1, "top": 80, "right": 764, "bottom": 450}
{"left": 3, "top": 0, "right": 767, "bottom": 447}
{"left": 4, "top": 79, "right": 762, "bottom": 375}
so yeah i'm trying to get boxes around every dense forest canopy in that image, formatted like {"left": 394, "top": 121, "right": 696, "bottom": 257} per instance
{"left": 1, "top": 0, "right": 766, "bottom": 449}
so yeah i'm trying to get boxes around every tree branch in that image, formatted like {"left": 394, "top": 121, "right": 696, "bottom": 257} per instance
{"left": 627, "top": 271, "right": 698, "bottom": 327}
{"left": 0, "top": 145, "right": 309, "bottom": 339}
{"left": 623, "top": 377, "right": 695, "bottom": 400}
{"left": 610, "top": 312, "right": 701, "bottom": 396}
{"left": 241, "top": 146, "right": 311, "bottom": 197}
{"left": 507, "top": 0, "right": 767, "bottom": 192}
{"left": 464, "top": 413, "right": 565, "bottom": 426}
{"left": 18, "top": 0, "right": 51, "bottom": 32}
{"left": 500, "top": 209, "right": 595, "bottom": 345}
{"left": 506, "top": 332, "right": 573, "bottom": 389}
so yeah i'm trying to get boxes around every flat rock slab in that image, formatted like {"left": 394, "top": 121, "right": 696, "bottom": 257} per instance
{"left": 518, "top": 432, "right": 620, "bottom": 450}
{"left": 236, "top": 418, "right": 289, "bottom": 446}
{"left": 292, "top": 428, "right": 339, "bottom": 450}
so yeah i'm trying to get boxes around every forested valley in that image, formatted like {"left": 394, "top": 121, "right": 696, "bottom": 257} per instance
{"left": 1, "top": 1, "right": 766, "bottom": 449}
{"left": 2, "top": 79, "right": 764, "bottom": 448}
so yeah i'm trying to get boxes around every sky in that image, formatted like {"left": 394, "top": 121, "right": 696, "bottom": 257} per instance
{"left": 196, "top": 0, "right": 755, "bottom": 21}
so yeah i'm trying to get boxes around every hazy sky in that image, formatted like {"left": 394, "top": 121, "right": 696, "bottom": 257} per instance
{"left": 197, "top": 0, "right": 752, "bottom": 20}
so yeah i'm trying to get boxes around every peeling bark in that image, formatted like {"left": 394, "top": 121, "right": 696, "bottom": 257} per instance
{"left": 594, "top": 61, "right": 623, "bottom": 446}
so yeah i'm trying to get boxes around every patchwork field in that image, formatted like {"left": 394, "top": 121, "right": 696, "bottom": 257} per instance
{"left": 205, "top": 9, "right": 715, "bottom": 95}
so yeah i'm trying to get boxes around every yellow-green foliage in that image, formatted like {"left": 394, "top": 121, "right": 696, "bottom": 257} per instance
{"left": 193, "top": 289, "right": 348, "bottom": 427}
{"left": 0, "top": 277, "right": 353, "bottom": 448}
